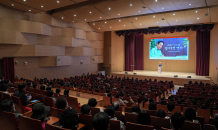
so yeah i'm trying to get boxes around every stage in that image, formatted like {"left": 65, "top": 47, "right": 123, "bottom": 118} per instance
{"left": 111, "top": 70, "right": 212, "bottom": 86}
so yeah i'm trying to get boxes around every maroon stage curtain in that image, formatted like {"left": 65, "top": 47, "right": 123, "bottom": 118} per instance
{"left": 196, "top": 30, "right": 210, "bottom": 76}
{"left": 3, "top": 57, "right": 15, "bottom": 83}
{"left": 125, "top": 33, "right": 134, "bottom": 71}
{"left": 135, "top": 33, "right": 144, "bottom": 70}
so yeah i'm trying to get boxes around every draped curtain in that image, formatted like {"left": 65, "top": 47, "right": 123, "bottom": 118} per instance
{"left": 135, "top": 33, "right": 144, "bottom": 70}
{"left": 3, "top": 57, "right": 15, "bottom": 83}
{"left": 196, "top": 30, "right": 210, "bottom": 76}
{"left": 125, "top": 34, "right": 134, "bottom": 71}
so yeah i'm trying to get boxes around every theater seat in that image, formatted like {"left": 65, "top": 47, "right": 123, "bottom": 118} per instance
{"left": 125, "top": 112, "right": 138, "bottom": 124}
{"left": 0, "top": 111, "right": 18, "bottom": 130}
{"left": 48, "top": 107, "right": 64, "bottom": 118}
{"left": 45, "top": 123, "right": 70, "bottom": 130}
{"left": 181, "top": 121, "right": 201, "bottom": 130}
{"left": 103, "top": 96, "right": 111, "bottom": 108}
{"left": 151, "top": 116, "right": 171, "bottom": 130}
{"left": 126, "top": 122, "right": 153, "bottom": 130}
{"left": 205, "top": 124, "right": 216, "bottom": 130}
{"left": 19, "top": 115, "right": 44, "bottom": 130}
{"left": 91, "top": 107, "right": 100, "bottom": 117}
{"left": 68, "top": 96, "right": 80, "bottom": 113}
{"left": 110, "top": 119, "right": 120, "bottom": 130}
{"left": 78, "top": 114, "right": 93, "bottom": 130}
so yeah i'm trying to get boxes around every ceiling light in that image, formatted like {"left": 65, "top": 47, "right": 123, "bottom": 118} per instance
{"left": 100, "top": 17, "right": 102, "bottom": 18}
{"left": 138, "top": 11, "right": 140, "bottom": 12}
{"left": 85, "top": 19, "right": 86, "bottom": 21}
{"left": 124, "top": 25, "right": 125, "bottom": 26}
{"left": 189, "top": 4, "right": 191, "bottom": 5}
{"left": 157, "top": 22, "right": 159, "bottom": 23}
{"left": 155, "top": 0, "right": 158, "bottom": 2}
{"left": 196, "top": 11, "right": 198, "bottom": 13}
{"left": 119, "top": 20, "right": 121, "bottom": 22}
{"left": 173, "top": 13, "right": 175, "bottom": 15}
{"left": 11, "top": 4, "right": 14, "bottom": 6}
{"left": 57, "top": 1, "right": 59, "bottom": 3}
{"left": 74, "top": 14, "right": 76, "bottom": 17}
{"left": 72, "top": 21, "right": 74, "bottom": 22}
{"left": 197, "top": 18, "right": 199, "bottom": 20}
{"left": 162, "top": 7, "right": 164, "bottom": 9}
{"left": 140, "top": 23, "right": 141, "bottom": 25}
{"left": 99, "top": 28, "right": 100, "bottom": 29}
{"left": 176, "top": 20, "right": 178, "bottom": 21}
{"left": 29, "top": 9, "right": 31, "bottom": 12}
{"left": 93, "top": 23, "right": 95, "bottom": 25}
{"left": 23, "top": 0, "right": 26, "bottom": 1}
{"left": 41, "top": 5, "right": 43, "bottom": 8}
{"left": 89, "top": 11, "right": 92, "bottom": 13}
{"left": 108, "top": 8, "right": 111, "bottom": 10}
{"left": 118, "top": 14, "right": 120, "bottom": 15}
{"left": 110, "top": 26, "right": 112, "bottom": 28}
{"left": 153, "top": 16, "right": 155, "bottom": 18}
{"left": 135, "top": 18, "right": 137, "bottom": 20}
{"left": 62, "top": 17, "right": 64, "bottom": 19}
{"left": 130, "top": 4, "right": 132, "bottom": 6}
{"left": 105, "top": 22, "right": 107, "bottom": 23}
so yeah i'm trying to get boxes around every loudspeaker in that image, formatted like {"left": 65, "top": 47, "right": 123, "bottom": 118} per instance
{"left": 133, "top": 73, "right": 137, "bottom": 75}
{"left": 125, "top": 72, "right": 128, "bottom": 74}
{"left": 187, "top": 76, "right": 191, "bottom": 78}
{"left": 174, "top": 75, "right": 178, "bottom": 78}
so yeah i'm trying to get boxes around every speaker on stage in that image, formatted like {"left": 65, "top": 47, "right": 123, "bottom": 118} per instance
{"left": 133, "top": 73, "right": 137, "bottom": 75}
{"left": 174, "top": 75, "right": 178, "bottom": 78}
{"left": 187, "top": 76, "right": 191, "bottom": 78}
{"left": 125, "top": 72, "right": 128, "bottom": 74}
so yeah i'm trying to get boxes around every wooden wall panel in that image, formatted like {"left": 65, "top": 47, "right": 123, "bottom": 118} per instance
{"left": 16, "top": 33, "right": 37, "bottom": 45}
{"left": 90, "top": 40, "right": 104, "bottom": 48}
{"left": 29, "top": 13, "right": 52, "bottom": 25}
{"left": 37, "top": 35, "right": 50, "bottom": 45}
{"left": 90, "top": 56, "right": 104, "bottom": 63}
{"left": 72, "top": 38, "right": 90, "bottom": 47}
{"left": 62, "top": 28, "right": 75, "bottom": 37}
{"left": 35, "top": 45, "right": 65, "bottom": 56}
{"left": 65, "top": 47, "right": 95, "bottom": 56}
{"left": 14, "top": 57, "right": 38, "bottom": 69}
{"left": 0, "top": 30, "right": 17, "bottom": 44}
{"left": 56, "top": 56, "right": 72, "bottom": 66}
{"left": 103, "top": 31, "right": 111, "bottom": 68}
{"left": 98, "top": 33, "right": 104, "bottom": 41}
{"left": 51, "top": 17, "right": 70, "bottom": 28}
{"left": 72, "top": 56, "right": 91, "bottom": 65}
{"left": 86, "top": 31, "right": 97, "bottom": 40}
{"left": 38, "top": 57, "right": 56, "bottom": 67}
{"left": 51, "top": 27, "right": 62, "bottom": 36}
{"left": 75, "top": 29, "right": 86, "bottom": 39}
{"left": 50, "top": 36, "right": 73, "bottom": 46}
{"left": 70, "top": 22, "right": 97, "bottom": 32}
{"left": 95, "top": 48, "right": 104, "bottom": 56}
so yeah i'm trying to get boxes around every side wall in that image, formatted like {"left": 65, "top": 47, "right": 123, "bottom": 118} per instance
{"left": 210, "top": 24, "right": 218, "bottom": 84}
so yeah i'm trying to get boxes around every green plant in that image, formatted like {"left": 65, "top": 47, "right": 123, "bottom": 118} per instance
{"left": 150, "top": 39, "right": 156, "bottom": 49}
{"left": 183, "top": 38, "right": 188, "bottom": 48}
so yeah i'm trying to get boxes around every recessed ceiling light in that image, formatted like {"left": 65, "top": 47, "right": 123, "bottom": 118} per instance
{"left": 105, "top": 22, "right": 107, "bottom": 23}
{"left": 189, "top": 3, "right": 191, "bottom": 5}
{"left": 176, "top": 20, "right": 178, "bottom": 21}
{"left": 197, "top": 18, "right": 199, "bottom": 20}
{"left": 93, "top": 23, "right": 95, "bottom": 25}
{"left": 153, "top": 16, "right": 155, "bottom": 18}
{"left": 135, "top": 18, "right": 137, "bottom": 20}
{"left": 196, "top": 11, "right": 198, "bottom": 13}
{"left": 23, "top": 0, "right": 26, "bottom": 1}
{"left": 124, "top": 25, "right": 125, "bottom": 26}
{"left": 110, "top": 26, "right": 112, "bottom": 28}
{"left": 118, "top": 14, "right": 120, "bottom": 15}
{"left": 41, "top": 5, "right": 43, "bottom": 8}
{"left": 100, "top": 17, "right": 102, "bottom": 18}
{"left": 173, "top": 13, "right": 175, "bottom": 15}
{"left": 138, "top": 11, "right": 140, "bottom": 12}
{"left": 108, "top": 7, "right": 111, "bottom": 10}
{"left": 74, "top": 14, "right": 76, "bottom": 17}
{"left": 119, "top": 20, "right": 121, "bottom": 22}
{"left": 29, "top": 9, "right": 31, "bottom": 12}
{"left": 57, "top": 1, "right": 59, "bottom": 3}
{"left": 99, "top": 28, "right": 100, "bottom": 29}
{"left": 72, "top": 21, "right": 74, "bottom": 22}
{"left": 162, "top": 7, "right": 164, "bottom": 9}
{"left": 155, "top": 0, "right": 158, "bottom": 2}
{"left": 140, "top": 23, "right": 141, "bottom": 25}
{"left": 85, "top": 19, "right": 86, "bottom": 21}
{"left": 157, "top": 22, "right": 159, "bottom": 23}
{"left": 11, "top": 4, "right": 14, "bottom": 6}
{"left": 62, "top": 17, "right": 64, "bottom": 19}
{"left": 89, "top": 11, "right": 92, "bottom": 13}
{"left": 130, "top": 4, "right": 132, "bottom": 6}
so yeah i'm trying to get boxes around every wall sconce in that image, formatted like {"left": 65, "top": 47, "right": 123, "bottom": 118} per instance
{"left": 80, "top": 60, "right": 83, "bottom": 64}
{"left": 24, "top": 62, "right": 27, "bottom": 65}
{"left": 15, "top": 61, "right": 18, "bottom": 65}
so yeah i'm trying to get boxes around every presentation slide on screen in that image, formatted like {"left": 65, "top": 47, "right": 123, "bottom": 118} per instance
{"left": 149, "top": 37, "right": 189, "bottom": 60}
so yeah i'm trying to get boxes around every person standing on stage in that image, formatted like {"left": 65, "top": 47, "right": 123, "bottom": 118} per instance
{"left": 150, "top": 41, "right": 164, "bottom": 57}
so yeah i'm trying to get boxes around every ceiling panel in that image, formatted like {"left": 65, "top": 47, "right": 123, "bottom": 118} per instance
{"left": 62, "top": 6, "right": 111, "bottom": 22}
{"left": 53, "top": 12, "right": 81, "bottom": 23}
{"left": 206, "top": 0, "right": 218, "bottom": 6}
{"left": 94, "top": 0, "right": 153, "bottom": 18}
{"left": 99, "top": 18, "right": 136, "bottom": 31}
{"left": 184, "top": 8, "right": 210, "bottom": 24}
{"left": 0, "top": 0, "right": 42, "bottom": 13}
{"left": 210, "top": 6, "right": 218, "bottom": 22}
{"left": 12, "top": 0, "right": 76, "bottom": 11}
{"left": 128, "top": 14, "right": 169, "bottom": 28}
{"left": 89, "top": 22, "right": 109, "bottom": 32}
{"left": 164, "top": 11, "right": 189, "bottom": 26}
{"left": 73, "top": 0, "right": 87, "bottom": 3}
{"left": 172, "top": 0, "right": 206, "bottom": 10}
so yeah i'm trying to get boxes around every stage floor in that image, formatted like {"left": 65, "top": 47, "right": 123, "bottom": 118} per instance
{"left": 111, "top": 70, "right": 212, "bottom": 85}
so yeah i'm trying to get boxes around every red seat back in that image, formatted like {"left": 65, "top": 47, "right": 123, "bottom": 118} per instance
{"left": 44, "top": 97, "right": 56, "bottom": 108}
{"left": 45, "top": 123, "right": 70, "bottom": 130}
{"left": 110, "top": 119, "right": 120, "bottom": 130}
{"left": 68, "top": 96, "right": 80, "bottom": 113}
{"left": 151, "top": 116, "right": 171, "bottom": 130}
{"left": 125, "top": 112, "right": 138, "bottom": 124}
{"left": 126, "top": 122, "right": 153, "bottom": 130}
{"left": 19, "top": 115, "right": 43, "bottom": 130}
{"left": 91, "top": 107, "right": 100, "bottom": 117}
{"left": 0, "top": 111, "right": 18, "bottom": 130}
{"left": 78, "top": 114, "right": 93, "bottom": 130}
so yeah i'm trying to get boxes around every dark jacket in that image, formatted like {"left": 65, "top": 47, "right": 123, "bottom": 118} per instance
{"left": 14, "top": 91, "right": 28, "bottom": 106}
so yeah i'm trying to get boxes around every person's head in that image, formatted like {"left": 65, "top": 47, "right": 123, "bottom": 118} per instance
{"left": 1, "top": 83, "right": 8, "bottom": 91}
{"left": 112, "top": 101, "right": 120, "bottom": 111}
{"left": 171, "top": 112, "right": 185, "bottom": 130}
{"left": 0, "top": 100, "right": 15, "bottom": 112}
{"left": 107, "top": 93, "right": 111, "bottom": 97}
{"left": 27, "top": 82, "right": 31, "bottom": 86}
{"left": 105, "top": 106, "right": 115, "bottom": 118}
{"left": 201, "top": 105, "right": 207, "bottom": 109}
{"left": 81, "top": 104, "right": 91, "bottom": 115}
{"left": 46, "top": 86, "right": 52, "bottom": 91}
{"left": 59, "top": 109, "right": 79, "bottom": 130}
{"left": 137, "top": 110, "right": 151, "bottom": 125}
{"left": 149, "top": 98, "right": 154, "bottom": 103}
{"left": 56, "top": 88, "right": 61, "bottom": 94}
{"left": 149, "top": 102, "right": 157, "bottom": 110}
{"left": 88, "top": 98, "right": 97, "bottom": 107}
{"left": 132, "top": 105, "right": 141, "bottom": 114}
{"left": 177, "top": 100, "right": 181, "bottom": 104}
{"left": 40, "top": 85, "right": 45, "bottom": 91}
{"left": 92, "top": 112, "right": 110, "bottom": 130}
{"left": 56, "top": 97, "right": 68, "bottom": 110}
{"left": 18, "top": 83, "right": 26, "bottom": 91}
{"left": 185, "top": 108, "right": 196, "bottom": 121}
{"left": 161, "top": 100, "right": 166, "bottom": 105}
{"left": 157, "top": 41, "right": 164, "bottom": 50}
{"left": 214, "top": 114, "right": 218, "bottom": 130}
{"left": 31, "top": 103, "right": 50, "bottom": 122}
{"left": 167, "top": 103, "right": 175, "bottom": 112}
{"left": 192, "top": 100, "right": 197, "bottom": 105}
{"left": 32, "top": 83, "right": 37, "bottom": 89}
{"left": 46, "top": 90, "right": 54, "bottom": 97}
{"left": 64, "top": 89, "right": 69, "bottom": 96}
{"left": 157, "top": 109, "right": 166, "bottom": 118}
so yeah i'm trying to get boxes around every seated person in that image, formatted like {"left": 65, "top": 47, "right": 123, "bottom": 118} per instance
{"left": 149, "top": 102, "right": 157, "bottom": 110}
{"left": 0, "top": 100, "right": 24, "bottom": 122}
{"left": 92, "top": 112, "right": 110, "bottom": 130}
{"left": 184, "top": 108, "right": 198, "bottom": 123}
{"left": 27, "top": 82, "right": 32, "bottom": 88}
{"left": 56, "top": 88, "right": 61, "bottom": 96}
{"left": 32, "top": 83, "right": 38, "bottom": 89}
{"left": 149, "top": 98, "right": 154, "bottom": 103}
{"left": 46, "top": 86, "right": 52, "bottom": 91}
{"left": 64, "top": 89, "right": 69, "bottom": 98}
{"left": 40, "top": 85, "right": 46, "bottom": 91}
{"left": 81, "top": 104, "right": 91, "bottom": 115}
{"left": 157, "top": 109, "right": 167, "bottom": 118}
{"left": 171, "top": 112, "right": 185, "bottom": 130}
{"left": 46, "top": 90, "right": 56, "bottom": 104}
{"left": 126, "top": 94, "right": 134, "bottom": 104}
{"left": 88, "top": 98, "right": 103, "bottom": 112}
{"left": 137, "top": 110, "right": 151, "bottom": 125}
{"left": 112, "top": 101, "right": 125, "bottom": 123}
{"left": 59, "top": 109, "right": 79, "bottom": 130}
{"left": 115, "top": 93, "right": 125, "bottom": 106}
{"left": 0, "top": 83, "right": 10, "bottom": 94}
{"left": 56, "top": 97, "right": 68, "bottom": 110}
{"left": 161, "top": 100, "right": 167, "bottom": 105}
{"left": 30, "top": 103, "right": 50, "bottom": 130}
{"left": 214, "top": 114, "right": 218, "bottom": 130}
{"left": 167, "top": 103, "right": 175, "bottom": 112}
{"left": 105, "top": 106, "right": 125, "bottom": 130}
{"left": 131, "top": 105, "right": 141, "bottom": 114}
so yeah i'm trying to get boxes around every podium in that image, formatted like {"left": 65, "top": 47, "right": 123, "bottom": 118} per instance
{"left": 158, "top": 66, "right": 162, "bottom": 74}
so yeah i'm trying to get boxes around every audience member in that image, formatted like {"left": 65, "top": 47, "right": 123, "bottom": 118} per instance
{"left": 81, "top": 104, "right": 91, "bottom": 115}
{"left": 88, "top": 98, "right": 103, "bottom": 112}
{"left": 137, "top": 110, "right": 151, "bottom": 125}
{"left": 167, "top": 103, "right": 175, "bottom": 112}
{"left": 33, "top": 83, "right": 38, "bottom": 89}
{"left": 131, "top": 105, "right": 141, "bottom": 114}
{"left": 115, "top": 93, "right": 125, "bottom": 105}
{"left": 56, "top": 88, "right": 61, "bottom": 95}
{"left": 0, "top": 83, "right": 9, "bottom": 94}
{"left": 46, "top": 86, "right": 52, "bottom": 91}
{"left": 59, "top": 109, "right": 79, "bottom": 130}
{"left": 161, "top": 100, "right": 166, "bottom": 105}
{"left": 214, "top": 114, "right": 218, "bottom": 130}
{"left": 64, "top": 89, "right": 69, "bottom": 97}
{"left": 92, "top": 112, "right": 110, "bottom": 130}
{"left": 149, "top": 98, "right": 154, "bottom": 103}
{"left": 171, "top": 112, "right": 185, "bottom": 130}
{"left": 46, "top": 90, "right": 56, "bottom": 104}
{"left": 149, "top": 102, "right": 157, "bottom": 110}
{"left": 56, "top": 97, "right": 68, "bottom": 110}
{"left": 40, "top": 85, "right": 46, "bottom": 91}
{"left": 112, "top": 101, "right": 125, "bottom": 123}
{"left": 157, "top": 109, "right": 166, "bottom": 118}
{"left": 184, "top": 108, "right": 198, "bottom": 123}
